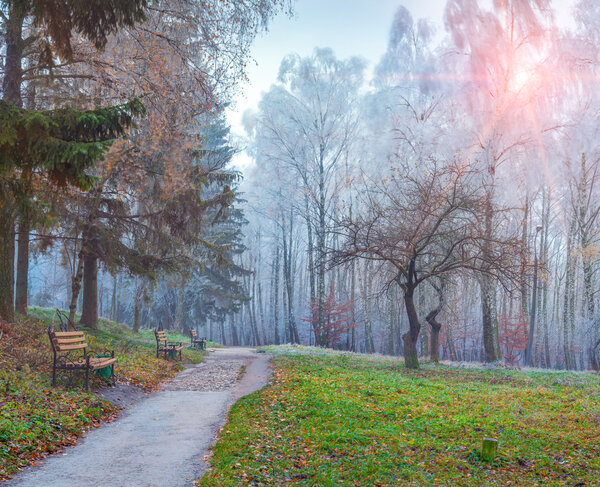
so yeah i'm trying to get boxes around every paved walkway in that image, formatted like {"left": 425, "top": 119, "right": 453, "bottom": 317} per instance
{"left": 5, "top": 348, "right": 271, "bottom": 487}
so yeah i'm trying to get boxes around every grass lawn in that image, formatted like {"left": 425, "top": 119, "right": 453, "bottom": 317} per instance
{"left": 199, "top": 347, "right": 600, "bottom": 486}
{"left": 0, "top": 307, "right": 211, "bottom": 480}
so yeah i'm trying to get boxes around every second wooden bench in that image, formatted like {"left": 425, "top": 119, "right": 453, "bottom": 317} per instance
{"left": 190, "top": 329, "right": 207, "bottom": 351}
{"left": 154, "top": 329, "right": 183, "bottom": 360}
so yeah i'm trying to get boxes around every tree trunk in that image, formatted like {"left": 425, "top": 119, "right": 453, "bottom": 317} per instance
{"left": 350, "top": 257, "right": 356, "bottom": 352}
{"left": 0, "top": 212, "right": 15, "bottom": 322}
{"left": 385, "top": 290, "right": 395, "bottom": 355}
{"left": 583, "top": 261, "right": 594, "bottom": 316}
{"left": 578, "top": 154, "right": 595, "bottom": 318}
{"left": 110, "top": 274, "right": 118, "bottom": 321}
{"left": 525, "top": 230, "right": 540, "bottom": 367}
{"left": 258, "top": 280, "right": 267, "bottom": 343}
{"left": 446, "top": 321, "right": 457, "bottom": 361}
{"left": 15, "top": 217, "right": 29, "bottom": 315}
{"left": 175, "top": 278, "right": 185, "bottom": 334}
{"left": 98, "top": 267, "right": 104, "bottom": 318}
{"left": 481, "top": 195, "right": 499, "bottom": 363}
{"left": 359, "top": 260, "right": 375, "bottom": 353}
{"left": 402, "top": 287, "right": 420, "bottom": 369}
{"left": 591, "top": 338, "right": 600, "bottom": 372}
{"left": 418, "top": 289, "right": 429, "bottom": 358}
{"left": 133, "top": 287, "right": 141, "bottom": 333}
{"left": 553, "top": 265, "right": 562, "bottom": 368}
{"left": 80, "top": 251, "right": 98, "bottom": 328}
{"left": 249, "top": 273, "right": 262, "bottom": 345}
{"left": 68, "top": 250, "right": 84, "bottom": 327}
{"left": 0, "top": 8, "right": 25, "bottom": 322}
{"left": 2, "top": 7, "right": 24, "bottom": 107}
{"left": 282, "top": 264, "right": 289, "bottom": 343}
{"left": 273, "top": 245, "right": 280, "bottom": 345}
{"left": 231, "top": 314, "right": 239, "bottom": 346}
{"left": 520, "top": 195, "right": 529, "bottom": 317}
{"left": 305, "top": 195, "right": 316, "bottom": 306}
{"left": 282, "top": 211, "right": 300, "bottom": 344}
{"left": 317, "top": 146, "right": 327, "bottom": 345}
{"left": 428, "top": 318, "right": 441, "bottom": 363}
{"left": 220, "top": 319, "right": 226, "bottom": 345}
{"left": 563, "top": 217, "right": 577, "bottom": 369}
{"left": 541, "top": 189, "right": 551, "bottom": 368}
{"left": 481, "top": 275, "right": 498, "bottom": 362}
{"left": 426, "top": 282, "right": 445, "bottom": 363}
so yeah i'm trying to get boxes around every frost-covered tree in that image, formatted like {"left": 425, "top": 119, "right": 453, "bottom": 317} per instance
{"left": 444, "top": 0, "right": 555, "bottom": 362}
{"left": 248, "top": 48, "right": 365, "bottom": 346}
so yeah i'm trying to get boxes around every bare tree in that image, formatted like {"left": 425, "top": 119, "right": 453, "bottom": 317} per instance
{"left": 335, "top": 157, "right": 517, "bottom": 368}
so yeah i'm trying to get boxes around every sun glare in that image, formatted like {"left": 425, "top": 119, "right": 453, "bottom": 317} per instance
{"left": 507, "top": 43, "right": 550, "bottom": 95}
{"left": 510, "top": 70, "right": 531, "bottom": 91}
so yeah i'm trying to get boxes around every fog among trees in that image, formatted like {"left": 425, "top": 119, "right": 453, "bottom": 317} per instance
{"left": 5, "top": 0, "right": 600, "bottom": 371}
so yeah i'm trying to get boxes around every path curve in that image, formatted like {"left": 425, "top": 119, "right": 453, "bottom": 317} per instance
{"left": 5, "top": 347, "right": 271, "bottom": 487}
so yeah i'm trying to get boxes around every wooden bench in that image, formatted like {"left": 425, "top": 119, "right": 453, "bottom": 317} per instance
{"left": 154, "top": 330, "right": 183, "bottom": 360}
{"left": 48, "top": 328, "right": 117, "bottom": 392}
{"left": 190, "top": 329, "right": 207, "bottom": 351}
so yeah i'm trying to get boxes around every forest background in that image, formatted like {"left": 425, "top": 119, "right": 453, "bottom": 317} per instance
{"left": 4, "top": 0, "right": 600, "bottom": 372}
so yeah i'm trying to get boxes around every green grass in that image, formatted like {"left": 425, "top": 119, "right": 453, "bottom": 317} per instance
{"left": 199, "top": 347, "right": 600, "bottom": 486}
{"left": 0, "top": 307, "right": 210, "bottom": 480}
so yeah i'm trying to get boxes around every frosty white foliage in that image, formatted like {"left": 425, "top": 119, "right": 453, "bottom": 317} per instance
{"left": 238, "top": 0, "right": 600, "bottom": 369}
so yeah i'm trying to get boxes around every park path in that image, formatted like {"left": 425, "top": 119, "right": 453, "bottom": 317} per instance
{"left": 5, "top": 347, "right": 271, "bottom": 487}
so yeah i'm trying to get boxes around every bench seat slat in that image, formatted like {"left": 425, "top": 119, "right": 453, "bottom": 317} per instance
{"left": 52, "top": 331, "right": 85, "bottom": 337}
{"left": 54, "top": 337, "right": 86, "bottom": 344}
{"left": 88, "top": 357, "right": 117, "bottom": 369}
{"left": 61, "top": 357, "right": 117, "bottom": 370}
{"left": 56, "top": 343, "right": 88, "bottom": 351}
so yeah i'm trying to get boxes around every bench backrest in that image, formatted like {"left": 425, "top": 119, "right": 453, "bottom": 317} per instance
{"left": 155, "top": 330, "right": 167, "bottom": 345}
{"left": 48, "top": 330, "right": 87, "bottom": 354}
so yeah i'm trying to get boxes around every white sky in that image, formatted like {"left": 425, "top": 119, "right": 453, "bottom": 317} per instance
{"left": 227, "top": 0, "right": 577, "bottom": 172}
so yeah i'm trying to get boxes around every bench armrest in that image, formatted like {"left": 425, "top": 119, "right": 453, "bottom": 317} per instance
{"left": 88, "top": 348, "right": 116, "bottom": 357}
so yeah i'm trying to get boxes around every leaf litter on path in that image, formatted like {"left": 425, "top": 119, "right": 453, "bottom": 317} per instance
{"left": 163, "top": 359, "right": 243, "bottom": 392}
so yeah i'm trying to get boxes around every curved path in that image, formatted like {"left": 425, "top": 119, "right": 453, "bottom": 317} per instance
{"left": 6, "top": 347, "right": 271, "bottom": 487}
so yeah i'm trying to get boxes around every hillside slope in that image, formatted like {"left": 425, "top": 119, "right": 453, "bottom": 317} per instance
{"left": 0, "top": 307, "right": 208, "bottom": 480}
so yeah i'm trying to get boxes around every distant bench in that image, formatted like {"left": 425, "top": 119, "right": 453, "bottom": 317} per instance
{"left": 190, "top": 329, "right": 207, "bottom": 351}
{"left": 48, "top": 328, "right": 117, "bottom": 392}
{"left": 154, "top": 330, "right": 183, "bottom": 360}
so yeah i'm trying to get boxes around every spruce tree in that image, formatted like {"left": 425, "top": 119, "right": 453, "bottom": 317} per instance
{"left": 0, "top": 0, "right": 148, "bottom": 320}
